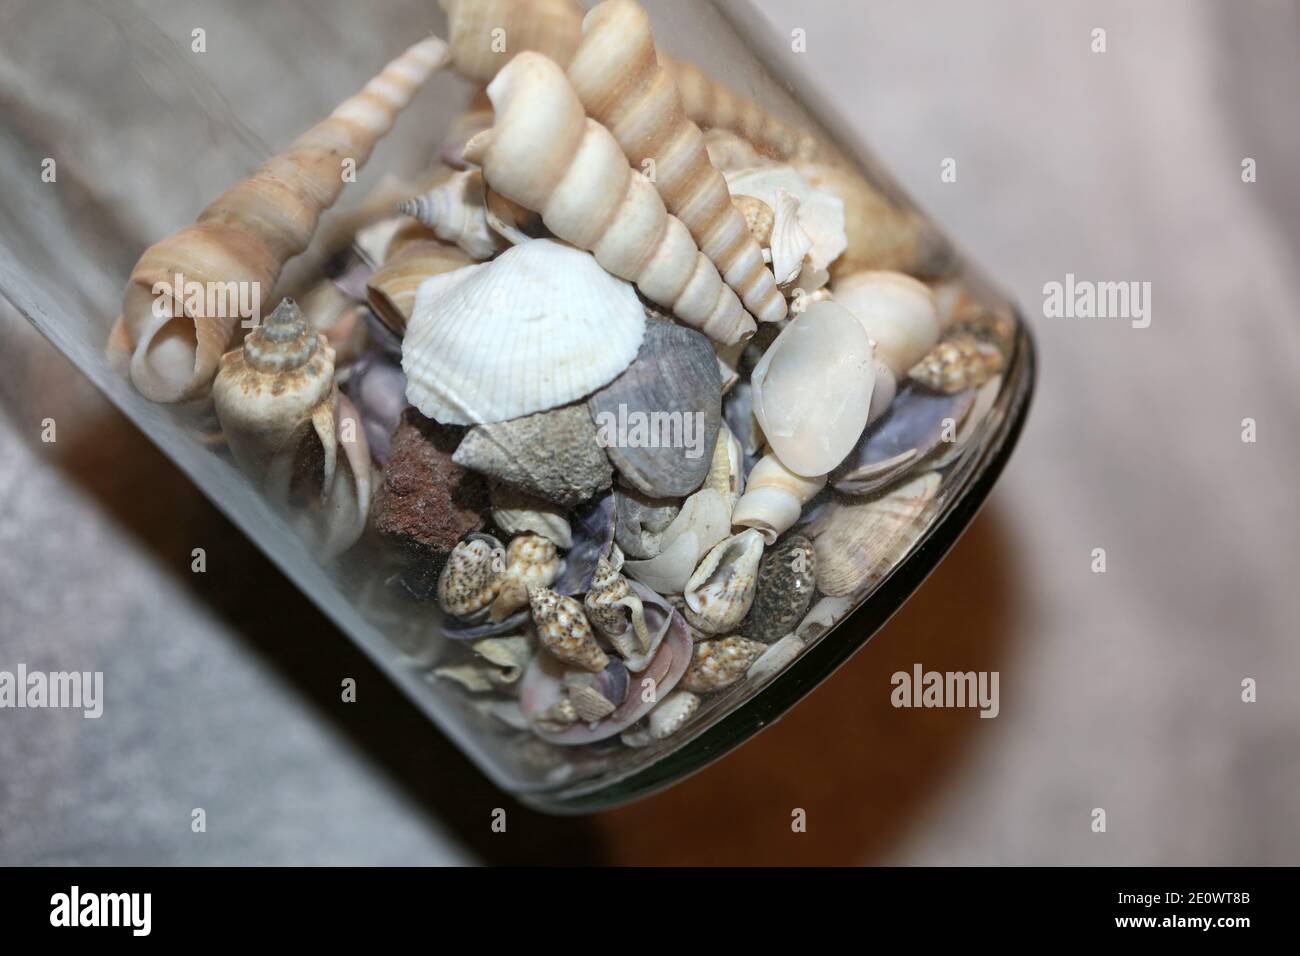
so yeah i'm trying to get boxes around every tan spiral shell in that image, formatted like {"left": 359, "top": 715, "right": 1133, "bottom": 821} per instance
{"left": 440, "top": 0, "right": 584, "bottom": 83}
{"left": 118, "top": 37, "right": 448, "bottom": 403}
{"left": 466, "top": 52, "right": 753, "bottom": 345}
{"left": 566, "top": 0, "right": 787, "bottom": 323}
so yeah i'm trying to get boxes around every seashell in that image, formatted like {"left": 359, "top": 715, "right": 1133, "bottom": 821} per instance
{"left": 435, "top": 633, "right": 533, "bottom": 691}
{"left": 568, "top": 1, "right": 787, "bottom": 323}
{"left": 402, "top": 239, "right": 645, "bottom": 425}
{"left": 714, "top": 339, "right": 745, "bottom": 396}
{"left": 489, "top": 483, "right": 572, "bottom": 549}
{"left": 683, "top": 529, "right": 765, "bottom": 635}
{"left": 583, "top": 554, "right": 642, "bottom": 642}
{"left": 371, "top": 408, "right": 488, "bottom": 559}
{"left": 910, "top": 332, "right": 1004, "bottom": 394}
{"left": 702, "top": 424, "right": 745, "bottom": 511}
{"left": 663, "top": 52, "right": 824, "bottom": 164}
{"left": 397, "top": 169, "right": 506, "bottom": 260}
{"left": 440, "top": 0, "right": 584, "bottom": 83}
{"left": 681, "top": 636, "right": 767, "bottom": 694}
{"left": 365, "top": 239, "right": 474, "bottom": 337}
{"left": 832, "top": 385, "right": 975, "bottom": 496}
{"left": 529, "top": 586, "right": 608, "bottom": 672}
{"left": 932, "top": 375, "right": 1001, "bottom": 470}
{"left": 553, "top": 489, "right": 616, "bottom": 595}
{"left": 795, "top": 595, "right": 854, "bottom": 642}
{"left": 722, "top": 380, "right": 764, "bottom": 477}
{"left": 212, "top": 299, "right": 371, "bottom": 558}
{"left": 490, "top": 534, "right": 563, "bottom": 621}
{"left": 453, "top": 404, "right": 613, "bottom": 508}
{"left": 619, "top": 686, "right": 702, "bottom": 747}
{"left": 614, "top": 578, "right": 678, "bottom": 671}
{"left": 614, "top": 486, "right": 679, "bottom": 560}
{"left": 119, "top": 37, "right": 448, "bottom": 403}
{"left": 733, "top": 194, "right": 775, "bottom": 247}
{"left": 562, "top": 658, "right": 630, "bottom": 722}
{"left": 519, "top": 606, "right": 692, "bottom": 744}
{"left": 439, "top": 94, "right": 494, "bottom": 169}
{"left": 795, "top": 161, "right": 957, "bottom": 281}
{"left": 622, "top": 487, "right": 731, "bottom": 594}
{"left": 483, "top": 188, "right": 545, "bottom": 246}
{"left": 340, "top": 351, "right": 407, "bottom": 467}
{"left": 725, "top": 165, "right": 846, "bottom": 276}
{"left": 703, "top": 128, "right": 773, "bottom": 172}
{"left": 813, "top": 471, "right": 941, "bottom": 597}
{"left": 731, "top": 453, "right": 827, "bottom": 545}
{"left": 299, "top": 275, "right": 368, "bottom": 365}
{"left": 466, "top": 53, "right": 754, "bottom": 345}
{"left": 930, "top": 280, "right": 1017, "bottom": 355}
{"left": 835, "top": 270, "right": 943, "bottom": 382}
{"left": 437, "top": 533, "right": 506, "bottom": 620}
{"left": 749, "top": 300, "right": 876, "bottom": 478}
{"left": 743, "top": 534, "right": 816, "bottom": 643}
{"left": 588, "top": 316, "right": 722, "bottom": 498}
{"left": 867, "top": 358, "right": 898, "bottom": 425}
{"left": 768, "top": 189, "right": 814, "bottom": 286}
{"left": 442, "top": 609, "right": 529, "bottom": 643}
{"left": 746, "top": 632, "right": 806, "bottom": 683}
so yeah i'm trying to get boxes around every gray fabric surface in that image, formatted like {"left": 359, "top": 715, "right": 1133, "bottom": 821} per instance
{"left": 1, "top": 0, "right": 1298, "bottom": 864}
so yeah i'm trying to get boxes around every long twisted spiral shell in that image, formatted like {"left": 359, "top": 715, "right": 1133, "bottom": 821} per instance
{"left": 566, "top": 0, "right": 786, "bottom": 323}
{"left": 119, "top": 36, "right": 449, "bottom": 403}
{"left": 466, "top": 52, "right": 754, "bottom": 345}
{"left": 440, "top": 0, "right": 584, "bottom": 83}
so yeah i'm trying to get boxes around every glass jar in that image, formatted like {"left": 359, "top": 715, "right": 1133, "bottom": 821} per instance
{"left": 0, "top": 0, "right": 1033, "bottom": 811}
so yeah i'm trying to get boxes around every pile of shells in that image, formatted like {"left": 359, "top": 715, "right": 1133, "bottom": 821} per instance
{"left": 113, "top": 0, "right": 1014, "bottom": 774}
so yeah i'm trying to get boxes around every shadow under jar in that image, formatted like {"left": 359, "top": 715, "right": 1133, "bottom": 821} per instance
{"left": 0, "top": 0, "right": 1033, "bottom": 811}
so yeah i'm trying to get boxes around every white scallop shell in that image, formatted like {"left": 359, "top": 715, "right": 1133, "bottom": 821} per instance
{"left": 725, "top": 165, "right": 846, "bottom": 274}
{"left": 768, "top": 187, "right": 813, "bottom": 286}
{"left": 749, "top": 299, "right": 875, "bottom": 478}
{"left": 402, "top": 239, "right": 645, "bottom": 425}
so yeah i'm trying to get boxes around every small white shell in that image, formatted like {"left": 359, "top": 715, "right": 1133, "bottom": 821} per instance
{"left": 746, "top": 632, "right": 806, "bottom": 683}
{"left": 768, "top": 188, "right": 813, "bottom": 286}
{"left": 835, "top": 270, "right": 942, "bottom": 379}
{"left": 725, "top": 165, "right": 846, "bottom": 274}
{"left": 489, "top": 483, "right": 573, "bottom": 549}
{"left": 750, "top": 300, "right": 876, "bottom": 478}
{"left": 402, "top": 239, "right": 645, "bottom": 425}
{"left": 621, "top": 488, "right": 732, "bottom": 595}
{"left": 731, "top": 453, "right": 826, "bottom": 545}
{"left": 398, "top": 169, "right": 504, "bottom": 260}
{"left": 683, "top": 529, "right": 765, "bottom": 635}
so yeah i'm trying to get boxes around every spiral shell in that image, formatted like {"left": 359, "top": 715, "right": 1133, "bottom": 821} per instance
{"left": 731, "top": 453, "right": 827, "bottom": 545}
{"left": 397, "top": 169, "right": 505, "bottom": 260}
{"left": 529, "top": 586, "right": 608, "bottom": 672}
{"left": 683, "top": 529, "right": 765, "bottom": 635}
{"left": 567, "top": 0, "right": 787, "bottom": 323}
{"left": 119, "top": 37, "right": 448, "bottom": 403}
{"left": 437, "top": 533, "right": 506, "bottom": 620}
{"left": 910, "top": 332, "right": 1004, "bottom": 394}
{"left": 466, "top": 52, "right": 753, "bottom": 345}
{"left": 440, "top": 0, "right": 584, "bottom": 83}
{"left": 365, "top": 236, "right": 473, "bottom": 336}
{"left": 491, "top": 534, "right": 562, "bottom": 621}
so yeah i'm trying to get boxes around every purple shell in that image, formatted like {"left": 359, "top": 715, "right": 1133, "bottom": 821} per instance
{"left": 554, "top": 490, "right": 615, "bottom": 596}
{"left": 441, "top": 609, "right": 529, "bottom": 642}
{"left": 342, "top": 351, "right": 407, "bottom": 466}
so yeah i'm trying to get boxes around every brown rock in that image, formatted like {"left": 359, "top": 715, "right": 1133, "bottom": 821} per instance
{"left": 372, "top": 408, "right": 487, "bottom": 558}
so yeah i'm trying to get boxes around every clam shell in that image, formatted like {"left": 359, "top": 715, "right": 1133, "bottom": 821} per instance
{"left": 453, "top": 403, "right": 613, "bottom": 508}
{"left": 588, "top": 317, "right": 722, "bottom": 499}
{"left": 743, "top": 534, "right": 816, "bottom": 643}
{"left": 681, "top": 636, "right": 767, "bottom": 694}
{"left": 931, "top": 375, "right": 1001, "bottom": 469}
{"left": 402, "top": 239, "right": 645, "bottom": 425}
{"left": 831, "top": 385, "right": 975, "bottom": 496}
{"left": 622, "top": 488, "right": 732, "bottom": 595}
{"left": 812, "top": 472, "right": 941, "bottom": 597}
{"left": 767, "top": 187, "right": 814, "bottom": 286}
{"left": 750, "top": 300, "right": 875, "bottom": 478}
{"left": 683, "top": 529, "right": 765, "bottom": 636}
{"left": 519, "top": 608, "right": 693, "bottom": 745}
{"left": 725, "top": 165, "right": 846, "bottom": 274}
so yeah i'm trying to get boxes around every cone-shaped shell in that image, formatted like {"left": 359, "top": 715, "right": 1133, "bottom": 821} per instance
{"left": 402, "top": 239, "right": 645, "bottom": 425}
{"left": 567, "top": 0, "right": 787, "bottom": 323}
{"left": 119, "top": 37, "right": 448, "bottom": 403}
{"left": 440, "top": 0, "right": 584, "bottom": 83}
{"left": 529, "top": 586, "right": 608, "bottom": 672}
{"left": 397, "top": 169, "right": 505, "bottom": 260}
{"left": 750, "top": 300, "right": 876, "bottom": 478}
{"left": 681, "top": 636, "right": 767, "bottom": 694}
{"left": 468, "top": 52, "right": 754, "bottom": 345}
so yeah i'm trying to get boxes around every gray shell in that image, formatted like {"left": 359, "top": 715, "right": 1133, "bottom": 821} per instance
{"left": 743, "top": 534, "right": 817, "bottom": 644}
{"left": 614, "top": 485, "right": 681, "bottom": 560}
{"left": 587, "top": 317, "right": 722, "bottom": 499}
{"left": 452, "top": 404, "right": 613, "bottom": 508}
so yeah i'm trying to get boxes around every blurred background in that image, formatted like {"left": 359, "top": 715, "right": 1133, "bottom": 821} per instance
{"left": 1, "top": 0, "right": 1298, "bottom": 864}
